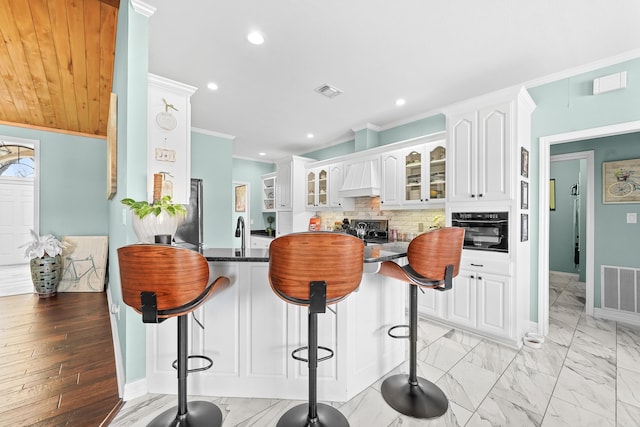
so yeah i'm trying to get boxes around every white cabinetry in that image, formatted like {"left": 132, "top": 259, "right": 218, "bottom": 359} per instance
{"left": 380, "top": 140, "right": 446, "bottom": 209}
{"left": 306, "top": 166, "right": 329, "bottom": 209}
{"left": 448, "top": 271, "right": 476, "bottom": 328}
{"left": 262, "top": 173, "right": 276, "bottom": 212}
{"left": 447, "top": 87, "right": 534, "bottom": 204}
{"left": 251, "top": 235, "right": 273, "bottom": 249}
{"left": 327, "top": 163, "right": 353, "bottom": 210}
{"left": 147, "top": 74, "right": 197, "bottom": 204}
{"left": 275, "top": 156, "right": 313, "bottom": 236}
{"left": 146, "top": 262, "right": 405, "bottom": 402}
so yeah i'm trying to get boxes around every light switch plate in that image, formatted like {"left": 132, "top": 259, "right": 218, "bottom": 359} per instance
{"left": 627, "top": 213, "right": 637, "bottom": 224}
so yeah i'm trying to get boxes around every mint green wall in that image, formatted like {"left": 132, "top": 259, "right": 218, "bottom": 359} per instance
{"left": 529, "top": 57, "right": 640, "bottom": 320}
{"left": 549, "top": 133, "right": 640, "bottom": 307}
{"left": 549, "top": 159, "right": 581, "bottom": 274}
{"left": 231, "top": 158, "right": 275, "bottom": 230}
{"left": 108, "top": 2, "right": 150, "bottom": 384}
{"left": 303, "top": 140, "right": 355, "bottom": 161}
{"left": 0, "top": 126, "right": 108, "bottom": 236}
{"left": 192, "top": 132, "right": 234, "bottom": 247}
{"left": 378, "top": 115, "right": 446, "bottom": 145}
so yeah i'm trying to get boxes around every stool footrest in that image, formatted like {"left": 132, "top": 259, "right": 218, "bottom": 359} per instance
{"left": 291, "top": 345, "right": 334, "bottom": 363}
{"left": 388, "top": 324, "right": 410, "bottom": 339}
{"left": 172, "top": 354, "right": 214, "bottom": 373}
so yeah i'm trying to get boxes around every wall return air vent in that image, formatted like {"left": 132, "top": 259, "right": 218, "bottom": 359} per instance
{"left": 314, "top": 84, "right": 343, "bottom": 99}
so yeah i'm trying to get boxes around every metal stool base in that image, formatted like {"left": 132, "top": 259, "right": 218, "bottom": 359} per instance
{"left": 276, "top": 402, "right": 349, "bottom": 427}
{"left": 148, "top": 401, "right": 223, "bottom": 427}
{"left": 381, "top": 374, "right": 448, "bottom": 419}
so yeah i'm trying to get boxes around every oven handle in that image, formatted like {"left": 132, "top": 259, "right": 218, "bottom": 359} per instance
{"left": 452, "top": 219, "right": 508, "bottom": 224}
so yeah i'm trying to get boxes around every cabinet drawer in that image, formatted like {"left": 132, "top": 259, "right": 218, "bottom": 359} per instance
{"left": 460, "top": 257, "right": 511, "bottom": 276}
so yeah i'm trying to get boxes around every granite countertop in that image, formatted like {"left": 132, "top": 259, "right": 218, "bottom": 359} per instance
{"left": 202, "top": 242, "right": 408, "bottom": 263}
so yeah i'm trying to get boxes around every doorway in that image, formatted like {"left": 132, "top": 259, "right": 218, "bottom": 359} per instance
{"left": 0, "top": 136, "right": 39, "bottom": 296}
{"left": 232, "top": 182, "right": 250, "bottom": 250}
{"left": 538, "top": 120, "right": 640, "bottom": 336}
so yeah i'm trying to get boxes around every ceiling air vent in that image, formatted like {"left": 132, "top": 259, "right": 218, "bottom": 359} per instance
{"left": 314, "top": 84, "right": 343, "bottom": 99}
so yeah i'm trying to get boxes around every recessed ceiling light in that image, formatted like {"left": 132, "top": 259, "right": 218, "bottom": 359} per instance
{"left": 259, "top": 152, "right": 266, "bottom": 156}
{"left": 207, "top": 82, "right": 218, "bottom": 91}
{"left": 395, "top": 98, "right": 406, "bottom": 106}
{"left": 307, "top": 133, "right": 314, "bottom": 139}
{"left": 247, "top": 31, "right": 264, "bottom": 45}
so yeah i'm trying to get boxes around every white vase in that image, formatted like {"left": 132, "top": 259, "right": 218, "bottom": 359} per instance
{"left": 131, "top": 211, "right": 184, "bottom": 243}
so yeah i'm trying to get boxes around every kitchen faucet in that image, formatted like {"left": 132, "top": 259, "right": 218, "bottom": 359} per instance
{"left": 235, "top": 216, "right": 245, "bottom": 250}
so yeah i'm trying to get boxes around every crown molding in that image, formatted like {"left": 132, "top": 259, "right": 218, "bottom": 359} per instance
{"left": 191, "top": 127, "right": 236, "bottom": 140}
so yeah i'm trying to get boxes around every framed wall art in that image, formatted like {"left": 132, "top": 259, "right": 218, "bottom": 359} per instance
{"left": 521, "top": 181, "right": 528, "bottom": 210}
{"left": 521, "top": 214, "right": 529, "bottom": 242}
{"left": 603, "top": 158, "right": 640, "bottom": 204}
{"left": 550, "top": 179, "right": 556, "bottom": 211}
{"left": 235, "top": 184, "right": 247, "bottom": 212}
{"left": 521, "top": 147, "right": 529, "bottom": 178}
{"left": 58, "top": 236, "right": 109, "bottom": 292}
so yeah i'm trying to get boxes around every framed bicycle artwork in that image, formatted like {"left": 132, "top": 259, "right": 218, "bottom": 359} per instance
{"left": 603, "top": 158, "right": 640, "bottom": 204}
{"left": 58, "top": 236, "right": 108, "bottom": 292}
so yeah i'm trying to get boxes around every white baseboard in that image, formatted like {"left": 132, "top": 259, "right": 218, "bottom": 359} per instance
{"left": 594, "top": 307, "right": 640, "bottom": 328}
{"left": 123, "top": 378, "right": 148, "bottom": 402}
{"left": 106, "top": 290, "right": 125, "bottom": 398}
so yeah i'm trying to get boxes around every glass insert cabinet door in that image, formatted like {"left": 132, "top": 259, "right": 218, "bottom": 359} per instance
{"left": 429, "top": 145, "right": 446, "bottom": 200}
{"left": 307, "top": 171, "right": 316, "bottom": 206}
{"left": 405, "top": 150, "right": 422, "bottom": 201}
{"left": 307, "top": 168, "right": 328, "bottom": 207}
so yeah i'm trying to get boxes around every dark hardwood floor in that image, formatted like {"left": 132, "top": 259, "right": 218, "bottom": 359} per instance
{"left": 0, "top": 292, "right": 122, "bottom": 426}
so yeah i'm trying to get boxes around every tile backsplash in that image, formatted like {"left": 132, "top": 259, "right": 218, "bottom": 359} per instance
{"left": 316, "top": 196, "right": 445, "bottom": 237}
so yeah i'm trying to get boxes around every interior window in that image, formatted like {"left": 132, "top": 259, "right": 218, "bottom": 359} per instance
{"left": 0, "top": 143, "right": 34, "bottom": 178}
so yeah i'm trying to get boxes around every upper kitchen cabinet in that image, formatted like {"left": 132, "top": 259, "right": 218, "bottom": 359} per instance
{"left": 275, "top": 159, "right": 292, "bottom": 210}
{"left": 306, "top": 166, "right": 328, "bottom": 209}
{"left": 147, "top": 74, "right": 197, "bottom": 204}
{"left": 304, "top": 163, "right": 354, "bottom": 211}
{"left": 380, "top": 140, "right": 446, "bottom": 209}
{"left": 275, "top": 156, "right": 314, "bottom": 234}
{"left": 262, "top": 172, "right": 276, "bottom": 212}
{"left": 446, "top": 87, "right": 535, "bottom": 204}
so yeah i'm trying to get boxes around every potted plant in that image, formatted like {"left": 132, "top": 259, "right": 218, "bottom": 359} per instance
{"left": 21, "top": 230, "right": 66, "bottom": 298}
{"left": 266, "top": 215, "right": 275, "bottom": 236}
{"left": 121, "top": 195, "right": 187, "bottom": 243}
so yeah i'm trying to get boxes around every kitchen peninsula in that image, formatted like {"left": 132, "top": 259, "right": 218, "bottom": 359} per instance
{"left": 145, "top": 241, "right": 409, "bottom": 402}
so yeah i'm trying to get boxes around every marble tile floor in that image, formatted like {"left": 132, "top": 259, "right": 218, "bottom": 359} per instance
{"left": 110, "top": 272, "right": 640, "bottom": 426}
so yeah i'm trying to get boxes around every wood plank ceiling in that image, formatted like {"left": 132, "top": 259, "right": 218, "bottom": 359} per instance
{"left": 0, "top": 0, "right": 119, "bottom": 138}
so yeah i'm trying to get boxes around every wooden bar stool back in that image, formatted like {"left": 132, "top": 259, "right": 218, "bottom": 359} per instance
{"left": 118, "top": 244, "right": 230, "bottom": 427}
{"left": 269, "top": 232, "right": 364, "bottom": 427}
{"left": 377, "top": 227, "right": 464, "bottom": 420}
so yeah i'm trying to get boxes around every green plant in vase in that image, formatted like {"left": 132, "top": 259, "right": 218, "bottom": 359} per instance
{"left": 21, "top": 229, "right": 66, "bottom": 298}
{"left": 121, "top": 195, "right": 187, "bottom": 243}
{"left": 266, "top": 215, "right": 275, "bottom": 236}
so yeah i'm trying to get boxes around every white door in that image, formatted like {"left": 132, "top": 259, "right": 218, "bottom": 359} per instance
{"left": 0, "top": 177, "right": 34, "bottom": 265}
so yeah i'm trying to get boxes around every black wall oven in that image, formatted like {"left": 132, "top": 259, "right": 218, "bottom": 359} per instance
{"left": 451, "top": 211, "right": 509, "bottom": 253}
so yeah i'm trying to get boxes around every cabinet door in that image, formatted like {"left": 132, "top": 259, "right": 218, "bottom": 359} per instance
{"left": 402, "top": 147, "right": 427, "bottom": 206}
{"left": 306, "top": 170, "right": 317, "bottom": 208}
{"left": 476, "top": 272, "right": 510, "bottom": 338}
{"left": 418, "top": 287, "right": 446, "bottom": 318}
{"left": 380, "top": 151, "right": 401, "bottom": 206}
{"left": 448, "top": 269, "right": 476, "bottom": 328}
{"left": 328, "top": 163, "right": 352, "bottom": 209}
{"left": 429, "top": 145, "right": 446, "bottom": 201}
{"left": 448, "top": 112, "right": 477, "bottom": 201}
{"left": 276, "top": 161, "right": 292, "bottom": 209}
{"left": 478, "top": 103, "right": 511, "bottom": 201}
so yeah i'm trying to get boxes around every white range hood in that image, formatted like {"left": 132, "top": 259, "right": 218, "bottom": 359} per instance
{"left": 339, "top": 158, "right": 380, "bottom": 197}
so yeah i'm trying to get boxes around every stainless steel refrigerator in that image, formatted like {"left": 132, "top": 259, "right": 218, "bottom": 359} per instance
{"left": 174, "top": 178, "right": 203, "bottom": 248}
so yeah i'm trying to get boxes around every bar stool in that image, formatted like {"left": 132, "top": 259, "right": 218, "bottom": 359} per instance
{"left": 118, "top": 244, "right": 230, "bottom": 427}
{"left": 377, "top": 227, "right": 464, "bottom": 419}
{"left": 269, "top": 232, "right": 364, "bottom": 427}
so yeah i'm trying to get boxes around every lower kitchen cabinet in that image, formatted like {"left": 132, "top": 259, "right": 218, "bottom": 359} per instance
{"left": 416, "top": 254, "right": 521, "bottom": 348}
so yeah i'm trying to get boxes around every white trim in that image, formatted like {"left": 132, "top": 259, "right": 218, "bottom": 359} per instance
{"left": 130, "top": 0, "right": 156, "bottom": 17}
{"left": 594, "top": 307, "right": 640, "bottom": 328}
{"left": 526, "top": 49, "right": 640, "bottom": 89}
{"left": 351, "top": 123, "right": 381, "bottom": 133}
{"left": 538, "top": 121, "right": 640, "bottom": 337}
{"left": 106, "top": 290, "right": 125, "bottom": 398}
{"left": 191, "top": 127, "right": 236, "bottom": 140}
{"left": 122, "top": 378, "right": 148, "bottom": 402}
{"left": 232, "top": 154, "right": 275, "bottom": 164}
{"left": 148, "top": 73, "right": 197, "bottom": 95}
